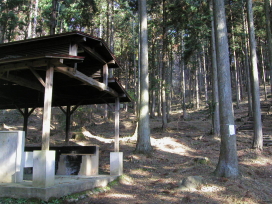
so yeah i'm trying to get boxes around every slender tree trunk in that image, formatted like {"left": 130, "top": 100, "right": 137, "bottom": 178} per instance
{"left": 243, "top": 5, "right": 253, "bottom": 116}
{"left": 157, "top": 47, "right": 162, "bottom": 117}
{"left": 213, "top": 0, "right": 239, "bottom": 178}
{"left": 50, "top": 0, "right": 57, "bottom": 35}
{"left": 246, "top": 0, "right": 263, "bottom": 150}
{"left": 202, "top": 46, "right": 208, "bottom": 103}
{"left": 33, "top": 0, "right": 39, "bottom": 37}
{"left": 180, "top": 31, "right": 187, "bottom": 119}
{"left": 260, "top": 43, "right": 268, "bottom": 101}
{"left": 133, "top": 20, "right": 138, "bottom": 115}
{"left": 210, "top": 0, "right": 220, "bottom": 137}
{"left": 135, "top": 0, "right": 152, "bottom": 154}
{"left": 110, "top": 0, "right": 114, "bottom": 52}
{"left": 161, "top": 0, "right": 168, "bottom": 130}
{"left": 28, "top": 0, "right": 33, "bottom": 38}
{"left": 196, "top": 57, "right": 200, "bottom": 109}
{"left": 150, "top": 40, "right": 156, "bottom": 118}
{"left": 230, "top": 0, "right": 241, "bottom": 108}
{"left": 265, "top": 0, "right": 272, "bottom": 95}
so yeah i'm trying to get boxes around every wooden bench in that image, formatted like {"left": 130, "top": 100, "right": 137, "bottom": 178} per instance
{"left": 24, "top": 146, "right": 99, "bottom": 176}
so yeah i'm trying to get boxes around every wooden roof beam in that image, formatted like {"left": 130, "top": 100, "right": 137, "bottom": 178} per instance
{"left": 78, "top": 43, "right": 107, "bottom": 64}
{"left": 0, "top": 73, "right": 44, "bottom": 92}
{"left": 29, "top": 66, "right": 46, "bottom": 87}
{"left": 0, "top": 56, "right": 84, "bottom": 72}
{"left": 0, "top": 59, "right": 52, "bottom": 72}
{"left": 54, "top": 65, "right": 119, "bottom": 97}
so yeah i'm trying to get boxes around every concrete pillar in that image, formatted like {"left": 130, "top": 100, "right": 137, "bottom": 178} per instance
{"left": 110, "top": 152, "right": 123, "bottom": 176}
{"left": 33, "top": 150, "right": 55, "bottom": 187}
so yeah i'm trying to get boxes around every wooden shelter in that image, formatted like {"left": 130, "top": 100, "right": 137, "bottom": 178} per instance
{"left": 0, "top": 31, "right": 131, "bottom": 151}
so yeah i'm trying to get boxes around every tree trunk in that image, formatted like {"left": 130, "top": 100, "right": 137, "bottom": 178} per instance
{"left": 161, "top": 0, "right": 168, "bottom": 130}
{"left": 196, "top": 57, "right": 200, "bottom": 109}
{"left": 135, "top": 0, "right": 152, "bottom": 154}
{"left": 27, "top": 0, "right": 33, "bottom": 38}
{"left": 213, "top": 0, "right": 239, "bottom": 178}
{"left": 210, "top": 0, "right": 220, "bottom": 137}
{"left": 180, "top": 31, "right": 187, "bottom": 119}
{"left": 50, "top": 0, "right": 57, "bottom": 35}
{"left": 243, "top": 5, "right": 253, "bottom": 116}
{"left": 246, "top": 0, "right": 263, "bottom": 150}
{"left": 265, "top": 0, "right": 272, "bottom": 95}
{"left": 260, "top": 43, "right": 268, "bottom": 101}
{"left": 33, "top": 0, "right": 39, "bottom": 37}
{"left": 202, "top": 46, "right": 208, "bottom": 103}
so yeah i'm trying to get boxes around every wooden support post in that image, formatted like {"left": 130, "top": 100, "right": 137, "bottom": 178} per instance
{"left": 103, "top": 64, "right": 109, "bottom": 119}
{"left": 23, "top": 108, "right": 28, "bottom": 135}
{"left": 65, "top": 105, "right": 71, "bottom": 144}
{"left": 103, "top": 64, "right": 108, "bottom": 86}
{"left": 69, "top": 42, "right": 78, "bottom": 69}
{"left": 59, "top": 103, "right": 81, "bottom": 144}
{"left": 16, "top": 107, "right": 36, "bottom": 138}
{"left": 42, "top": 65, "right": 54, "bottom": 151}
{"left": 114, "top": 97, "right": 120, "bottom": 152}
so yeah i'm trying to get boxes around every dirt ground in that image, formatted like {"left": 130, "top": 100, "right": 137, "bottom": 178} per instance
{"left": 0, "top": 99, "right": 272, "bottom": 204}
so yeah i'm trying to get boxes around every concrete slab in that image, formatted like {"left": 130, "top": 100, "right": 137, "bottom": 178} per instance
{"left": 0, "top": 175, "right": 118, "bottom": 201}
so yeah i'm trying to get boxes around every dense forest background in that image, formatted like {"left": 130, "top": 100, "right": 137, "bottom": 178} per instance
{"left": 1, "top": 1, "right": 272, "bottom": 202}
{"left": 1, "top": 0, "right": 270, "bottom": 153}
{"left": 2, "top": 0, "right": 269, "bottom": 114}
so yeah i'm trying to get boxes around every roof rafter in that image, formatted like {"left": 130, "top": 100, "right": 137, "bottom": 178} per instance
{"left": 54, "top": 63, "right": 119, "bottom": 97}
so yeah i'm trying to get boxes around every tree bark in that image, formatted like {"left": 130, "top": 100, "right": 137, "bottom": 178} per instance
{"left": 50, "top": 0, "right": 57, "bottom": 35}
{"left": 210, "top": 0, "right": 220, "bottom": 137}
{"left": 161, "top": 0, "right": 168, "bottom": 130}
{"left": 213, "top": 0, "right": 239, "bottom": 178}
{"left": 135, "top": 0, "right": 152, "bottom": 154}
{"left": 242, "top": 4, "right": 253, "bottom": 116}
{"left": 265, "top": 0, "right": 272, "bottom": 95}
{"left": 246, "top": 0, "right": 263, "bottom": 150}
{"left": 180, "top": 31, "right": 187, "bottom": 119}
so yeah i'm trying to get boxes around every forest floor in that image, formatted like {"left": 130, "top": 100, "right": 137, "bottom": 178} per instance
{"left": 0, "top": 98, "right": 272, "bottom": 204}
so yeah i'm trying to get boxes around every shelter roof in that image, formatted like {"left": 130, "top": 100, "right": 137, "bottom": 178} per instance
{"left": 0, "top": 32, "right": 131, "bottom": 109}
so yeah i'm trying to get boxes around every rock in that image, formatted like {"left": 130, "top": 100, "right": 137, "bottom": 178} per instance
{"left": 179, "top": 176, "right": 204, "bottom": 190}
{"left": 193, "top": 157, "right": 210, "bottom": 165}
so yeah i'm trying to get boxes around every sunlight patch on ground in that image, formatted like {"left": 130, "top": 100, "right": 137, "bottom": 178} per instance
{"left": 130, "top": 168, "right": 151, "bottom": 177}
{"left": 2, "top": 123, "right": 15, "bottom": 130}
{"left": 82, "top": 130, "right": 114, "bottom": 143}
{"left": 241, "top": 154, "right": 272, "bottom": 166}
{"left": 151, "top": 137, "right": 195, "bottom": 155}
{"left": 104, "top": 193, "right": 134, "bottom": 199}
{"left": 200, "top": 185, "right": 225, "bottom": 192}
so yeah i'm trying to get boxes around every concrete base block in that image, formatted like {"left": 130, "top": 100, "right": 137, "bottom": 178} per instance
{"left": 0, "top": 131, "right": 25, "bottom": 183}
{"left": 110, "top": 152, "right": 123, "bottom": 176}
{"left": 79, "top": 146, "right": 99, "bottom": 176}
{"left": 33, "top": 150, "right": 55, "bottom": 187}
{"left": 56, "top": 155, "right": 67, "bottom": 175}
{"left": 24, "top": 152, "right": 33, "bottom": 167}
